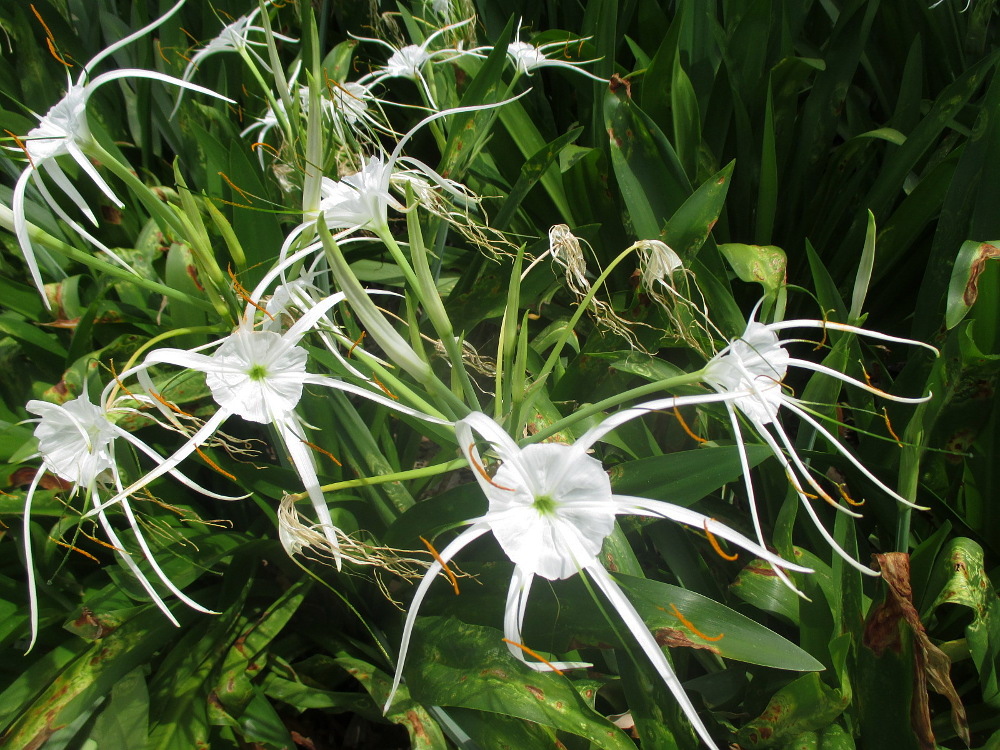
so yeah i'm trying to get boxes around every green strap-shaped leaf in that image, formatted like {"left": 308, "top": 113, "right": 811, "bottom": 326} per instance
{"left": 736, "top": 673, "right": 850, "bottom": 748}
{"left": 605, "top": 85, "right": 691, "bottom": 240}
{"left": 405, "top": 616, "right": 635, "bottom": 750}
{"left": 336, "top": 654, "right": 448, "bottom": 749}
{"left": 0, "top": 607, "right": 177, "bottom": 749}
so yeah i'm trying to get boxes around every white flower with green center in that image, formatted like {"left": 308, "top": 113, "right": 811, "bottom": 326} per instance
{"left": 385, "top": 402, "right": 811, "bottom": 750}
{"left": 702, "top": 310, "right": 937, "bottom": 577}
{"left": 22, "top": 391, "right": 237, "bottom": 650}
{"left": 278, "top": 97, "right": 509, "bottom": 264}
{"left": 505, "top": 25, "right": 606, "bottom": 81}
{"left": 355, "top": 17, "right": 481, "bottom": 108}
{"left": 91, "top": 293, "right": 448, "bottom": 569}
{"left": 10, "top": 0, "right": 234, "bottom": 308}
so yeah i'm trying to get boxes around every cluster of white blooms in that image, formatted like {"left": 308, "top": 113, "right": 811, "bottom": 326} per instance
{"left": 3, "top": 3, "right": 937, "bottom": 748}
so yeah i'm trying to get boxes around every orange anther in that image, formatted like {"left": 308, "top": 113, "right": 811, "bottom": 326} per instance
{"left": 420, "top": 535, "right": 459, "bottom": 595}
{"left": 228, "top": 266, "right": 273, "bottom": 321}
{"left": 301, "top": 439, "right": 342, "bottom": 466}
{"left": 467, "top": 444, "right": 514, "bottom": 492}
{"left": 49, "top": 537, "right": 99, "bottom": 562}
{"left": 5, "top": 130, "right": 35, "bottom": 169}
{"left": 501, "top": 638, "right": 566, "bottom": 675}
{"left": 669, "top": 603, "right": 724, "bottom": 641}
{"left": 372, "top": 375, "right": 398, "bottom": 400}
{"left": 347, "top": 330, "right": 366, "bottom": 358}
{"left": 703, "top": 519, "right": 738, "bottom": 561}
{"left": 148, "top": 389, "right": 193, "bottom": 417}
{"left": 251, "top": 142, "right": 281, "bottom": 158}
{"left": 195, "top": 447, "right": 237, "bottom": 481}
{"left": 672, "top": 406, "right": 706, "bottom": 444}
{"left": 837, "top": 483, "right": 865, "bottom": 507}
{"left": 882, "top": 407, "right": 902, "bottom": 447}
{"left": 218, "top": 171, "right": 254, "bottom": 203}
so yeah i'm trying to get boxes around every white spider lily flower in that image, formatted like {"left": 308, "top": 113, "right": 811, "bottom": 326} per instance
{"left": 10, "top": 0, "right": 234, "bottom": 309}
{"left": 172, "top": 4, "right": 297, "bottom": 115}
{"left": 278, "top": 96, "right": 513, "bottom": 262}
{"left": 89, "top": 294, "right": 448, "bottom": 569}
{"left": 702, "top": 310, "right": 938, "bottom": 577}
{"left": 355, "top": 17, "right": 482, "bottom": 108}
{"left": 506, "top": 24, "right": 606, "bottom": 82}
{"left": 385, "top": 401, "right": 811, "bottom": 750}
{"left": 22, "top": 390, "right": 238, "bottom": 650}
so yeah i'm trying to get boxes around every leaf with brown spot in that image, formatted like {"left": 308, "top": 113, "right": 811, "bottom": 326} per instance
{"left": 946, "top": 240, "right": 1000, "bottom": 329}
{"left": 335, "top": 654, "right": 447, "bottom": 749}
{"left": 653, "top": 627, "right": 721, "bottom": 654}
{"left": 405, "top": 616, "right": 634, "bottom": 750}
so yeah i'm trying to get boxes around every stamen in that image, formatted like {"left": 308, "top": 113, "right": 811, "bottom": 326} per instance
{"left": 218, "top": 171, "right": 254, "bottom": 204}
{"left": 218, "top": 198, "right": 253, "bottom": 209}
{"left": 302, "top": 439, "right": 342, "bottom": 466}
{"left": 467, "top": 444, "right": 514, "bottom": 492}
{"left": 882, "top": 407, "right": 903, "bottom": 446}
{"left": 672, "top": 406, "right": 706, "bottom": 444}
{"left": 229, "top": 266, "right": 274, "bottom": 321}
{"left": 179, "top": 27, "right": 199, "bottom": 44}
{"left": 861, "top": 361, "right": 874, "bottom": 388}
{"left": 195, "top": 446, "right": 237, "bottom": 481}
{"left": 669, "top": 603, "right": 724, "bottom": 641}
{"left": 347, "top": 330, "right": 366, "bottom": 358}
{"left": 156, "top": 40, "right": 170, "bottom": 64}
{"left": 702, "top": 519, "right": 738, "bottom": 561}
{"left": 420, "top": 535, "right": 459, "bottom": 595}
{"left": 45, "top": 38, "right": 74, "bottom": 68}
{"left": 29, "top": 5, "right": 55, "bottom": 43}
{"left": 49, "top": 536, "right": 100, "bottom": 562}
{"left": 251, "top": 142, "right": 281, "bottom": 158}
{"left": 174, "top": 49, "right": 194, "bottom": 64}
{"left": 371, "top": 375, "right": 398, "bottom": 400}
{"left": 5, "top": 129, "right": 36, "bottom": 169}
{"left": 80, "top": 529, "right": 125, "bottom": 552}
{"left": 813, "top": 311, "right": 830, "bottom": 351}
{"left": 501, "top": 638, "right": 566, "bottom": 675}
{"left": 837, "top": 483, "right": 865, "bottom": 507}
{"left": 109, "top": 361, "right": 137, "bottom": 400}
{"left": 148, "top": 389, "right": 194, "bottom": 417}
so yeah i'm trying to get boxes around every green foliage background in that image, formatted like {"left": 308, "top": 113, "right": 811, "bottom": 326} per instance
{"left": 0, "top": 0, "right": 999, "bottom": 748}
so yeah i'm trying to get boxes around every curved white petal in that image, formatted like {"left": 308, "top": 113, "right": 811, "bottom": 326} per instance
{"left": 23, "top": 469, "right": 45, "bottom": 653}
{"left": 785, "top": 358, "right": 931, "bottom": 404}
{"left": 613, "top": 495, "right": 813, "bottom": 574}
{"left": 95, "top": 506, "right": 181, "bottom": 626}
{"left": 384, "top": 523, "right": 491, "bottom": 712}
{"left": 573, "top": 391, "right": 748, "bottom": 457}
{"left": 766, "top": 319, "right": 939, "bottom": 356}
{"left": 83, "top": 0, "right": 187, "bottom": 77}
{"left": 12, "top": 169, "right": 47, "bottom": 305}
{"left": 84, "top": 408, "right": 231, "bottom": 517}
{"left": 584, "top": 561, "right": 722, "bottom": 750}
{"left": 782, "top": 400, "right": 928, "bottom": 510}
{"left": 502, "top": 566, "right": 592, "bottom": 671}
{"left": 273, "top": 414, "right": 343, "bottom": 569}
